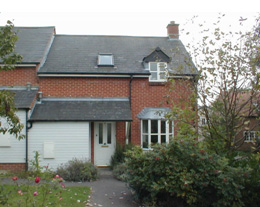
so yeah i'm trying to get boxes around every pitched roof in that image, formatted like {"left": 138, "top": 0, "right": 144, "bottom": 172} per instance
{"left": 30, "top": 97, "right": 132, "bottom": 121}
{"left": 13, "top": 27, "right": 55, "bottom": 63}
{"left": 0, "top": 87, "right": 38, "bottom": 109}
{"left": 38, "top": 35, "right": 196, "bottom": 75}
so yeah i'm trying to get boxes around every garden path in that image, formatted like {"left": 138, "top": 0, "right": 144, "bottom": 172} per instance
{"left": 65, "top": 167, "right": 142, "bottom": 207}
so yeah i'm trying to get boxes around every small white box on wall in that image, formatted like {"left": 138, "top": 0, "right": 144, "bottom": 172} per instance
{"left": 43, "top": 142, "right": 55, "bottom": 158}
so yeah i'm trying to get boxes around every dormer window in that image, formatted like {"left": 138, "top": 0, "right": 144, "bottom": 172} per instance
{"left": 149, "top": 62, "right": 167, "bottom": 82}
{"left": 98, "top": 54, "right": 114, "bottom": 67}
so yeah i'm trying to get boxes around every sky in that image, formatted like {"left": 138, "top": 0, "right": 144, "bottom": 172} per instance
{"left": 0, "top": 0, "right": 259, "bottom": 46}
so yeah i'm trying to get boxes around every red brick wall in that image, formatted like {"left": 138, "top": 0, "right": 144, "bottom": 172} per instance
{"left": 116, "top": 122, "right": 126, "bottom": 146}
{"left": 1, "top": 68, "right": 194, "bottom": 163}
{"left": 0, "top": 67, "right": 39, "bottom": 86}
{"left": 0, "top": 163, "right": 26, "bottom": 173}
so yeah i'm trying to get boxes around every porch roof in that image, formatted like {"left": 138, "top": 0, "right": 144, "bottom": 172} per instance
{"left": 29, "top": 97, "right": 132, "bottom": 121}
{"left": 0, "top": 87, "right": 38, "bottom": 109}
{"left": 137, "top": 107, "right": 171, "bottom": 120}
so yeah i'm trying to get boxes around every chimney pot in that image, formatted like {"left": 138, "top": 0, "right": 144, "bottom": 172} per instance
{"left": 167, "top": 21, "right": 179, "bottom": 39}
{"left": 26, "top": 82, "right": 31, "bottom": 91}
{"left": 38, "top": 92, "right": 42, "bottom": 103}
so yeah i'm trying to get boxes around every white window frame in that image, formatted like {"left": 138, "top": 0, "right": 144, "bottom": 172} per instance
{"left": 141, "top": 119, "right": 173, "bottom": 149}
{"left": 243, "top": 131, "right": 258, "bottom": 142}
{"left": 149, "top": 62, "right": 167, "bottom": 82}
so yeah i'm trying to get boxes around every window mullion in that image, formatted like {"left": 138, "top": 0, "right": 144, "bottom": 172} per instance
{"left": 148, "top": 120, "right": 151, "bottom": 149}
{"left": 158, "top": 120, "right": 161, "bottom": 144}
{"left": 166, "top": 121, "right": 169, "bottom": 143}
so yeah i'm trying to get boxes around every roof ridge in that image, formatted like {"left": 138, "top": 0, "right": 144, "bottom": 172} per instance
{"left": 55, "top": 34, "right": 168, "bottom": 38}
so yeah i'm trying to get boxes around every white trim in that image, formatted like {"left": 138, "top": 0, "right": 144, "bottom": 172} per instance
{"left": 37, "top": 74, "right": 150, "bottom": 78}
{"left": 149, "top": 62, "right": 168, "bottom": 82}
{"left": 141, "top": 119, "right": 173, "bottom": 149}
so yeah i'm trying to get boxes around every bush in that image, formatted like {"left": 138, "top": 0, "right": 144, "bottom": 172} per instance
{"left": 56, "top": 158, "right": 98, "bottom": 182}
{"left": 125, "top": 139, "right": 256, "bottom": 207}
{"left": 110, "top": 143, "right": 133, "bottom": 169}
{"left": 112, "top": 162, "right": 128, "bottom": 181}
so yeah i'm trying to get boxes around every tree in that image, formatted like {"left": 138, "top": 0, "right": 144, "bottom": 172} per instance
{"left": 167, "top": 14, "right": 260, "bottom": 154}
{"left": 0, "top": 20, "right": 24, "bottom": 139}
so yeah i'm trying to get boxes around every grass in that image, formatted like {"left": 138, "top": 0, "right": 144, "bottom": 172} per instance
{"left": 0, "top": 184, "right": 91, "bottom": 207}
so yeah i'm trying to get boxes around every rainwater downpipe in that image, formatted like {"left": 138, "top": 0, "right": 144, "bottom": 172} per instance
{"left": 25, "top": 111, "right": 33, "bottom": 171}
{"left": 129, "top": 75, "right": 133, "bottom": 107}
{"left": 127, "top": 75, "right": 134, "bottom": 144}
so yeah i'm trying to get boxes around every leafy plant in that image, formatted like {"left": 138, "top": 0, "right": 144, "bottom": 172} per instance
{"left": 110, "top": 143, "right": 133, "bottom": 169}
{"left": 125, "top": 138, "right": 258, "bottom": 207}
{"left": 56, "top": 158, "right": 98, "bottom": 182}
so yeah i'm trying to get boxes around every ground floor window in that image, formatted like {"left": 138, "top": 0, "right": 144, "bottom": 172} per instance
{"left": 141, "top": 119, "right": 173, "bottom": 149}
{"left": 244, "top": 131, "right": 258, "bottom": 142}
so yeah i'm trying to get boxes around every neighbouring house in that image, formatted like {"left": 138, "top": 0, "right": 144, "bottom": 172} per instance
{"left": 234, "top": 92, "right": 260, "bottom": 151}
{"left": 198, "top": 91, "right": 260, "bottom": 151}
{"left": 0, "top": 21, "right": 197, "bottom": 172}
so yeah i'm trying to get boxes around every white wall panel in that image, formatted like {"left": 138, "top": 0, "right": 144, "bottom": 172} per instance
{"left": 28, "top": 122, "right": 90, "bottom": 170}
{"left": 0, "top": 110, "right": 26, "bottom": 163}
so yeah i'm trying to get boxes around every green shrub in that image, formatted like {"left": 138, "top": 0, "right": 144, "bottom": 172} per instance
{"left": 56, "top": 158, "right": 98, "bottom": 182}
{"left": 110, "top": 143, "right": 133, "bottom": 169}
{"left": 112, "top": 162, "right": 128, "bottom": 181}
{"left": 125, "top": 139, "right": 255, "bottom": 207}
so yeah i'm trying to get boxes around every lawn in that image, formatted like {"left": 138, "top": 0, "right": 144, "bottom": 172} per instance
{"left": 0, "top": 184, "right": 91, "bottom": 207}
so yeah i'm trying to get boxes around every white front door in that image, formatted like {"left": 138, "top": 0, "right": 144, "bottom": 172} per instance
{"left": 94, "top": 122, "right": 116, "bottom": 166}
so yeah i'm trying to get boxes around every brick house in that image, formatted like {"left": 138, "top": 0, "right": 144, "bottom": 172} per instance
{"left": 0, "top": 21, "right": 197, "bottom": 172}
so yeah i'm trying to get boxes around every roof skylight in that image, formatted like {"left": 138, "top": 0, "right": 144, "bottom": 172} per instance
{"left": 98, "top": 54, "right": 114, "bottom": 66}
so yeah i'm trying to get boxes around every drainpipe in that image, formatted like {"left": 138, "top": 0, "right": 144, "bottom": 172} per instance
{"left": 25, "top": 109, "right": 29, "bottom": 171}
{"left": 25, "top": 111, "right": 33, "bottom": 171}
{"left": 129, "top": 75, "right": 133, "bottom": 107}
{"left": 126, "top": 75, "right": 134, "bottom": 144}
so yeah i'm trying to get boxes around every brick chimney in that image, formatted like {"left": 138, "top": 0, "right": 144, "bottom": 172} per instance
{"left": 167, "top": 21, "right": 179, "bottom": 39}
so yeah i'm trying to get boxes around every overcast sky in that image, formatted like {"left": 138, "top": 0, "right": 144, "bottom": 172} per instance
{"left": 0, "top": 0, "right": 259, "bottom": 45}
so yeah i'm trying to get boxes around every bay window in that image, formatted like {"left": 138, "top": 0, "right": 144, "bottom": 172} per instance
{"left": 141, "top": 119, "right": 173, "bottom": 149}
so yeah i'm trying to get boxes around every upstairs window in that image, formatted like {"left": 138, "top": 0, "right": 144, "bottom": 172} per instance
{"left": 98, "top": 54, "right": 114, "bottom": 66}
{"left": 149, "top": 62, "right": 167, "bottom": 82}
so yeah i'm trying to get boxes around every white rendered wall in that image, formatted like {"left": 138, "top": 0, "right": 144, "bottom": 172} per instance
{"left": 28, "top": 122, "right": 90, "bottom": 171}
{"left": 0, "top": 110, "right": 26, "bottom": 163}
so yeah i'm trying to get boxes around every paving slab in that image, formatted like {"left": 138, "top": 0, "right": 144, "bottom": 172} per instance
{"left": 64, "top": 167, "right": 141, "bottom": 207}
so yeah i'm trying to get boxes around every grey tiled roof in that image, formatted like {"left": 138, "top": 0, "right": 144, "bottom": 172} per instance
{"left": 0, "top": 87, "right": 38, "bottom": 109}
{"left": 13, "top": 27, "right": 55, "bottom": 63}
{"left": 39, "top": 35, "right": 197, "bottom": 75}
{"left": 30, "top": 97, "right": 132, "bottom": 121}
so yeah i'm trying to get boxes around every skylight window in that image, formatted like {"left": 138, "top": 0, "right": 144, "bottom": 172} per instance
{"left": 98, "top": 54, "right": 114, "bottom": 66}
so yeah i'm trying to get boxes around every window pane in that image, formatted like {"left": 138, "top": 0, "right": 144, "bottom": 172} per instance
{"left": 99, "top": 55, "right": 113, "bottom": 65}
{"left": 160, "top": 72, "right": 166, "bottom": 79}
{"left": 161, "top": 121, "right": 166, "bottom": 133}
{"left": 169, "top": 121, "right": 173, "bottom": 133}
{"left": 151, "top": 135, "right": 158, "bottom": 144}
{"left": 99, "top": 123, "right": 103, "bottom": 144}
{"left": 142, "top": 120, "right": 148, "bottom": 133}
{"left": 107, "top": 123, "right": 111, "bottom": 144}
{"left": 150, "top": 63, "right": 157, "bottom": 71}
{"left": 159, "top": 63, "right": 166, "bottom": 71}
{"left": 143, "top": 135, "right": 148, "bottom": 148}
{"left": 161, "top": 135, "right": 166, "bottom": 144}
{"left": 150, "top": 72, "right": 158, "bottom": 80}
{"left": 151, "top": 120, "right": 158, "bottom": 133}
